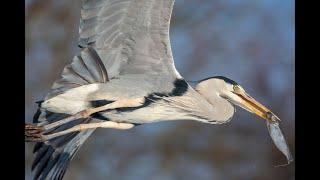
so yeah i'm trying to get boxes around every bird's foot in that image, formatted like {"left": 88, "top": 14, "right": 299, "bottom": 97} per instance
{"left": 25, "top": 123, "right": 46, "bottom": 142}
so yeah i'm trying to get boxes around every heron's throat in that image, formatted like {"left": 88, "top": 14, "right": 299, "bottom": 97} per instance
{"left": 202, "top": 93, "right": 235, "bottom": 123}
{"left": 160, "top": 89, "right": 235, "bottom": 124}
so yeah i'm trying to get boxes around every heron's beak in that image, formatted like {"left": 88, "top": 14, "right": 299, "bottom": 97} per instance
{"left": 233, "top": 91, "right": 280, "bottom": 122}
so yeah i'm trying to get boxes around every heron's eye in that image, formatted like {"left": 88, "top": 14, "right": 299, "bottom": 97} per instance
{"left": 233, "top": 85, "right": 241, "bottom": 92}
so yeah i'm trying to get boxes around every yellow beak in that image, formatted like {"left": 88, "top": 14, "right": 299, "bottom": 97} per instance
{"left": 234, "top": 91, "right": 280, "bottom": 122}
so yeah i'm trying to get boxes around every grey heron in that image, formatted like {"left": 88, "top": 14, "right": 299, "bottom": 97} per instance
{"left": 25, "top": 0, "right": 292, "bottom": 179}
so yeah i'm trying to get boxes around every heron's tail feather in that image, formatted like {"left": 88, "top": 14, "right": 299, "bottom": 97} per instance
{"left": 30, "top": 129, "right": 95, "bottom": 180}
{"left": 25, "top": 123, "right": 45, "bottom": 142}
{"left": 29, "top": 107, "right": 96, "bottom": 180}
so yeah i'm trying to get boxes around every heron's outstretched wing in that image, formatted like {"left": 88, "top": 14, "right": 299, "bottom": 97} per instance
{"left": 79, "top": 0, "right": 181, "bottom": 79}
{"left": 47, "top": 0, "right": 181, "bottom": 100}
{"left": 31, "top": 1, "right": 181, "bottom": 179}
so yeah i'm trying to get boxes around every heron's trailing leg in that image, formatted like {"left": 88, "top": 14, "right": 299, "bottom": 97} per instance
{"left": 43, "top": 98, "right": 144, "bottom": 130}
{"left": 46, "top": 121, "right": 134, "bottom": 140}
{"left": 31, "top": 121, "right": 134, "bottom": 142}
{"left": 25, "top": 98, "right": 144, "bottom": 142}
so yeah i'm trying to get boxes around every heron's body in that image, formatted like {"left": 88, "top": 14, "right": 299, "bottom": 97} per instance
{"left": 41, "top": 76, "right": 234, "bottom": 125}
{"left": 25, "top": 0, "right": 286, "bottom": 179}
{"left": 97, "top": 82, "right": 234, "bottom": 124}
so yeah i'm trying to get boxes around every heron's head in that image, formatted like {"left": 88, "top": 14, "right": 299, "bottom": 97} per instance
{"left": 195, "top": 76, "right": 279, "bottom": 122}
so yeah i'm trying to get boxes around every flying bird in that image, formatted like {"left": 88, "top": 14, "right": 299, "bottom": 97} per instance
{"left": 25, "top": 0, "right": 288, "bottom": 179}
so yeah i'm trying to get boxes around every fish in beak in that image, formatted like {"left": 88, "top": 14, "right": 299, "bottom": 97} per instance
{"left": 228, "top": 85, "right": 293, "bottom": 166}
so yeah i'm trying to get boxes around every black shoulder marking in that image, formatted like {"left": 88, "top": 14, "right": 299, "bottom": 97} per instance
{"left": 170, "top": 79, "right": 189, "bottom": 96}
{"left": 115, "top": 79, "right": 189, "bottom": 113}
{"left": 200, "top": 76, "right": 238, "bottom": 85}
{"left": 90, "top": 100, "right": 115, "bottom": 108}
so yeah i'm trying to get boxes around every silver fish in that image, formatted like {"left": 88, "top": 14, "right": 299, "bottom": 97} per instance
{"left": 266, "top": 119, "right": 293, "bottom": 166}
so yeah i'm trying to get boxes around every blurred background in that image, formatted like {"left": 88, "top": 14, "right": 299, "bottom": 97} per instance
{"left": 25, "top": 0, "right": 295, "bottom": 179}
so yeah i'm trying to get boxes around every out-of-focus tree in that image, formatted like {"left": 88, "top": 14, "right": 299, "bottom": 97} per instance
{"left": 25, "top": 0, "right": 294, "bottom": 179}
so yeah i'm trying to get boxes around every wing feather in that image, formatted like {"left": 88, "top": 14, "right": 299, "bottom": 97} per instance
{"left": 79, "top": 0, "right": 181, "bottom": 79}
{"left": 47, "top": 47, "right": 108, "bottom": 99}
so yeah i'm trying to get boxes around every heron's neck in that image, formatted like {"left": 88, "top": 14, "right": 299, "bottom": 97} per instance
{"left": 177, "top": 88, "right": 235, "bottom": 124}
{"left": 160, "top": 88, "right": 234, "bottom": 124}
